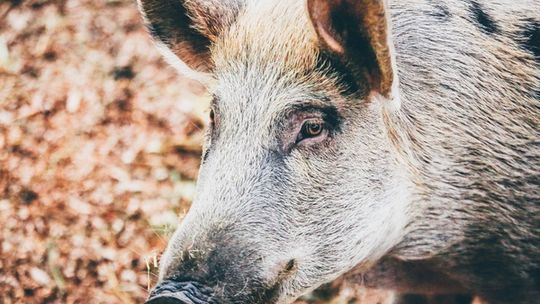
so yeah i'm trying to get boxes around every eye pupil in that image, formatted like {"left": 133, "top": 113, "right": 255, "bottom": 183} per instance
{"left": 304, "top": 121, "right": 323, "bottom": 137}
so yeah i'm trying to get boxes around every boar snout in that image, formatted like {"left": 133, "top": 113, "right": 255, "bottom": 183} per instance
{"left": 154, "top": 228, "right": 299, "bottom": 303}
{"left": 146, "top": 280, "right": 213, "bottom": 304}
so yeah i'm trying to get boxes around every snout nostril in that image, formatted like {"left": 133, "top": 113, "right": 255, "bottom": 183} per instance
{"left": 147, "top": 280, "right": 211, "bottom": 304}
{"left": 145, "top": 294, "right": 191, "bottom": 304}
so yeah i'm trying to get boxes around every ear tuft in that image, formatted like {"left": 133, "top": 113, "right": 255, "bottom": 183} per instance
{"left": 138, "top": 0, "right": 241, "bottom": 81}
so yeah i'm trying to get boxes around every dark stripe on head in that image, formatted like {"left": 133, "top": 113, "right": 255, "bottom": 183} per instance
{"left": 520, "top": 19, "right": 540, "bottom": 62}
{"left": 469, "top": 1, "right": 499, "bottom": 35}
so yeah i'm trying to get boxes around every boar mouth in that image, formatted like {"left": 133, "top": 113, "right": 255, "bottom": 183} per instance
{"left": 146, "top": 279, "right": 215, "bottom": 304}
{"left": 146, "top": 277, "right": 283, "bottom": 304}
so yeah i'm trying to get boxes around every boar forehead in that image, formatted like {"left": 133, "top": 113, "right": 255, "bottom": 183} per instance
{"left": 209, "top": 1, "right": 352, "bottom": 114}
{"left": 213, "top": 1, "right": 318, "bottom": 76}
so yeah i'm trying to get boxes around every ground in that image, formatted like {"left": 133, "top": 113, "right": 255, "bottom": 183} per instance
{"left": 1, "top": 0, "right": 208, "bottom": 302}
{"left": 0, "top": 1, "right": 389, "bottom": 303}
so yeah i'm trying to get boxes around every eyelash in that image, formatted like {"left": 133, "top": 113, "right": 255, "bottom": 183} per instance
{"left": 296, "top": 119, "right": 327, "bottom": 144}
{"left": 208, "top": 107, "right": 332, "bottom": 153}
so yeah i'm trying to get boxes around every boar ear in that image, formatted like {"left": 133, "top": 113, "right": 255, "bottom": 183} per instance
{"left": 137, "top": 0, "right": 239, "bottom": 83}
{"left": 307, "top": 0, "right": 397, "bottom": 100}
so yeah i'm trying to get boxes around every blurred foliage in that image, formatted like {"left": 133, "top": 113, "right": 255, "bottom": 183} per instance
{"left": 1, "top": 0, "right": 207, "bottom": 302}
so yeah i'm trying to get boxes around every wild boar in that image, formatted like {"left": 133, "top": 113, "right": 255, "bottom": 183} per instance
{"left": 137, "top": 0, "right": 540, "bottom": 303}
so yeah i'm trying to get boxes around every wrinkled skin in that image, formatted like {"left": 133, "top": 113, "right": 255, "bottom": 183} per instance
{"left": 138, "top": 0, "right": 540, "bottom": 303}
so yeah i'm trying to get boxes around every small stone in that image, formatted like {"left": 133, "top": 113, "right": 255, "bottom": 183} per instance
{"left": 102, "top": 247, "right": 117, "bottom": 261}
{"left": 0, "top": 37, "right": 10, "bottom": 69}
{"left": 120, "top": 269, "right": 137, "bottom": 283}
{"left": 66, "top": 90, "right": 82, "bottom": 113}
{"left": 149, "top": 210, "right": 179, "bottom": 227}
{"left": 121, "top": 149, "right": 138, "bottom": 164}
{"left": 144, "top": 139, "right": 163, "bottom": 154}
{"left": 19, "top": 189, "right": 38, "bottom": 204}
{"left": 30, "top": 268, "right": 50, "bottom": 286}
{"left": 152, "top": 167, "right": 169, "bottom": 181}
{"left": 111, "top": 66, "right": 135, "bottom": 80}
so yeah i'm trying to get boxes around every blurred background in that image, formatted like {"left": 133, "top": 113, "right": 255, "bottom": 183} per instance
{"left": 1, "top": 0, "right": 208, "bottom": 302}
{"left": 0, "top": 1, "right": 389, "bottom": 303}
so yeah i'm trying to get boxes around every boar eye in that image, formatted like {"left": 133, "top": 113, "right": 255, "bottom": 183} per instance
{"left": 297, "top": 120, "right": 326, "bottom": 143}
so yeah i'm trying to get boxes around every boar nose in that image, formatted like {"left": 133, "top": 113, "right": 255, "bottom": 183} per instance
{"left": 145, "top": 295, "right": 190, "bottom": 304}
{"left": 146, "top": 279, "right": 212, "bottom": 304}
